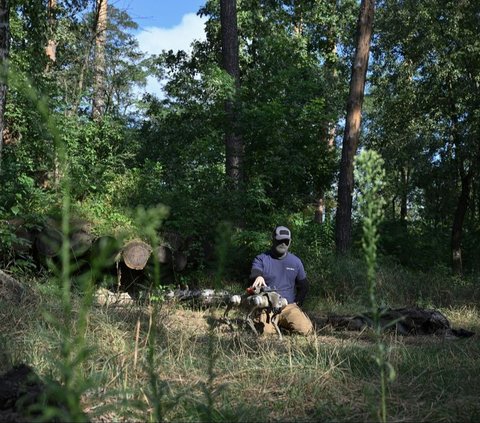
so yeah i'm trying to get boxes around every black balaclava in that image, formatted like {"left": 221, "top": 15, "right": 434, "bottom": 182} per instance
{"left": 271, "top": 226, "right": 291, "bottom": 258}
{"left": 271, "top": 238, "right": 290, "bottom": 258}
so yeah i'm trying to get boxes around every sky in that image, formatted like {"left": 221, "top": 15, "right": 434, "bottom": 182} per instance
{"left": 112, "top": 0, "right": 208, "bottom": 96}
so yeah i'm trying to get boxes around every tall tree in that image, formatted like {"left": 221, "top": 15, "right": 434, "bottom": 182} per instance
{"left": 92, "top": 0, "right": 107, "bottom": 121}
{"left": 220, "top": 0, "right": 243, "bottom": 189}
{"left": 335, "top": 0, "right": 375, "bottom": 254}
{"left": 314, "top": 0, "right": 341, "bottom": 224}
{"left": 0, "top": 0, "right": 9, "bottom": 173}
{"left": 368, "top": 0, "right": 480, "bottom": 273}
{"left": 45, "top": 0, "right": 57, "bottom": 64}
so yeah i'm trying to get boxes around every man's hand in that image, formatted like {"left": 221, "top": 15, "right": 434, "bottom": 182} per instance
{"left": 252, "top": 276, "right": 266, "bottom": 289}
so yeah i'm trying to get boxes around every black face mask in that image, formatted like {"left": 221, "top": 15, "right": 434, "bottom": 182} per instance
{"left": 272, "top": 239, "right": 290, "bottom": 257}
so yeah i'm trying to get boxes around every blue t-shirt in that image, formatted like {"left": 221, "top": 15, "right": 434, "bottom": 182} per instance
{"left": 251, "top": 251, "right": 307, "bottom": 304}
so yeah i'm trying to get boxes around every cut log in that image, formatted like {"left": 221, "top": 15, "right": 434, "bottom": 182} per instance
{"left": 12, "top": 225, "right": 37, "bottom": 253}
{"left": 162, "top": 230, "right": 186, "bottom": 250}
{"left": 121, "top": 240, "right": 152, "bottom": 270}
{"left": 90, "top": 235, "right": 120, "bottom": 266}
{"left": 70, "top": 229, "right": 93, "bottom": 259}
{"left": 3, "top": 218, "right": 37, "bottom": 254}
{"left": 155, "top": 244, "right": 173, "bottom": 264}
{"left": 35, "top": 225, "right": 62, "bottom": 258}
{"left": 173, "top": 251, "right": 187, "bottom": 272}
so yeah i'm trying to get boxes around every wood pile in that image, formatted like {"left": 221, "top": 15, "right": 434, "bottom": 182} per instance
{"left": 2, "top": 218, "right": 190, "bottom": 292}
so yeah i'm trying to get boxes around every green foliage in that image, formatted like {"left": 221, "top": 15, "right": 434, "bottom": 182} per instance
{"left": 1, "top": 0, "right": 479, "bottom": 288}
{"left": 355, "top": 149, "right": 394, "bottom": 423}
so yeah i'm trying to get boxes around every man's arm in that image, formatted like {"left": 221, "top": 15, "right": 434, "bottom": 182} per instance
{"left": 249, "top": 256, "right": 266, "bottom": 288}
{"left": 295, "top": 278, "right": 309, "bottom": 307}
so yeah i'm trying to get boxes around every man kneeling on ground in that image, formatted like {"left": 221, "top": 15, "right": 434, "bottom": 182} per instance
{"left": 249, "top": 226, "right": 314, "bottom": 336}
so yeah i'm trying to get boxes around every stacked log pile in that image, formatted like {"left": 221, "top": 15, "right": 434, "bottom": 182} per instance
{"left": 2, "top": 218, "right": 190, "bottom": 293}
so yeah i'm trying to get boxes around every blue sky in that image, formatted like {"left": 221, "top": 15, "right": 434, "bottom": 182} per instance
{"left": 112, "top": 0, "right": 208, "bottom": 96}
{"left": 113, "top": 0, "right": 206, "bottom": 30}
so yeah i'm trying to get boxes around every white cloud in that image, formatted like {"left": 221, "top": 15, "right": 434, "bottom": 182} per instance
{"left": 137, "top": 13, "right": 207, "bottom": 56}
{"left": 135, "top": 13, "right": 206, "bottom": 97}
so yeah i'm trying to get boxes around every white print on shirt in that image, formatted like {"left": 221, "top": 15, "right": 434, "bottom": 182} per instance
{"left": 286, "top": 267, "right": 295, "bottom": 271}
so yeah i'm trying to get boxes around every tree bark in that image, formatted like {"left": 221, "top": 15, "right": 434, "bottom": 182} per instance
{"left": 0, "top": 0, "right": 9, "bottom": 174}
{"left": 92, "top": 0, "right": 107, "bottom": 121}
{"left": 45, "top": 0, "right": 57, "bottom": 64}
{"left": 293, "top": 0, "right": 303, "bottom": 36}
{"left": 335, "top": 0, "right": 375, "bottom": 254}
{"left": 400, "top": 166, "right": 408, "bottom": 221}
{"left": 220, "top": 0, "right": 243, "bottom": 189}
{"left": 451, "top": 171, "right": 472, "bottom": 275}
{"left": 314, "top": 10, "right": 338, "bottom": 224}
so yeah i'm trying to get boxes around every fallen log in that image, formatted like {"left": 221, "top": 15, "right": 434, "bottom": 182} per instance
{"left": 121, "top": 240, "right": 152, "bottom": 270}
{"left": 70, "top": 229, "right": 93, "bottom": 259}
{"left": 3, "top": 218, "right": 38, "bottom": 254}
{"left": 34, "top": 218, "right": 93, "bottom": 261}
{"left": 325, "top": 306, "right": 475, "bottom": 338}
{"left": 35, "top": 224, "right": 62, "bottom": 258}
{"left": 90, "top": 235, "right": 120, "bottom": 266}
{"left": 12, "top": 224, "right": 37, "bottom": 253}
{"left": 154, "top": 244, "right": 173, "bottom": 265}
{"left": 173, "top": 251, "right": 187, "bottom": 271}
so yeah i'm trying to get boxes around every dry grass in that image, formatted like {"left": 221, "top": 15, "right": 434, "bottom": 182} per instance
{"left": 1, "top": 281, "right": 479, "bottom": 422}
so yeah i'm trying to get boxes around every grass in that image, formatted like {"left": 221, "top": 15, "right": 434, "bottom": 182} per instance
{"left": 1, "top": 274, "right": 479, "bottom": 422}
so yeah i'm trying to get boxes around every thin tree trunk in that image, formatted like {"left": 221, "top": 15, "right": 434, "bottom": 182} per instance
{"left": 92, "top": 0, "right": 107, "bottom": 121}
{"left": 45, "top": 0, "right": 60, "bottom": 186}
{"left": 314, "top": 10, "right": 338, "bottom": 224}
{"left": 400, "top": 166, "right": 408, "bottom": 221}
{"left": 451, "top": 171, "right": 472, "bottom": 275}
{"left": 0, "top": 0, "right": 9, "bottom": 174}
{"left": 68, "top": 43, "right": 93, "bottom": 117}
{"left": 220, "top": 0, "right": 243, "bottom": 188}
{"left": 335, "top": 0, "right": 375, "bottom": 254}
{"left": 293, "top": 0, "right": 303, "bottom": 36}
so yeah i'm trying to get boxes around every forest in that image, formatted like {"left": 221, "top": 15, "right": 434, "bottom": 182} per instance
{"left": 0, "top": 0, "right": 479, "bottom": 422}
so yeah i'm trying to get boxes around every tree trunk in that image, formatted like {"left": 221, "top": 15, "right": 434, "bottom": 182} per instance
{"left": 335, "top": 0, "right": 375, "bottom": 254}
{"left": 220, "top": 0, "right": 243, "bottom": 189}
{"left": 0, "top": 0, "right": 9, "bottom": 174}
{"left": 451, "top": 171, "right": 472, "bottom": 275}
{"left": 400, "top": 166, "right": 408, "bottom": 221}
{"left": 314, "top": 15, "right": 338, "bottom": 224}
{"left": 293, "top": 0, "right": 303, "bottom": 36}
{"left": 45, "top": 0, "right": 57, "bottom": 64}
{"left": 92, "top": 0, "right": 107, "bottom": 121}
{"left": 49, "top": 0, "right": 60, "bottom": 187}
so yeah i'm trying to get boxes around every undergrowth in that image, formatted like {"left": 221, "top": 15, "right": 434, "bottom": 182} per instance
{"left": 1, "top": 281, "right": 479, "bottom": 421}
